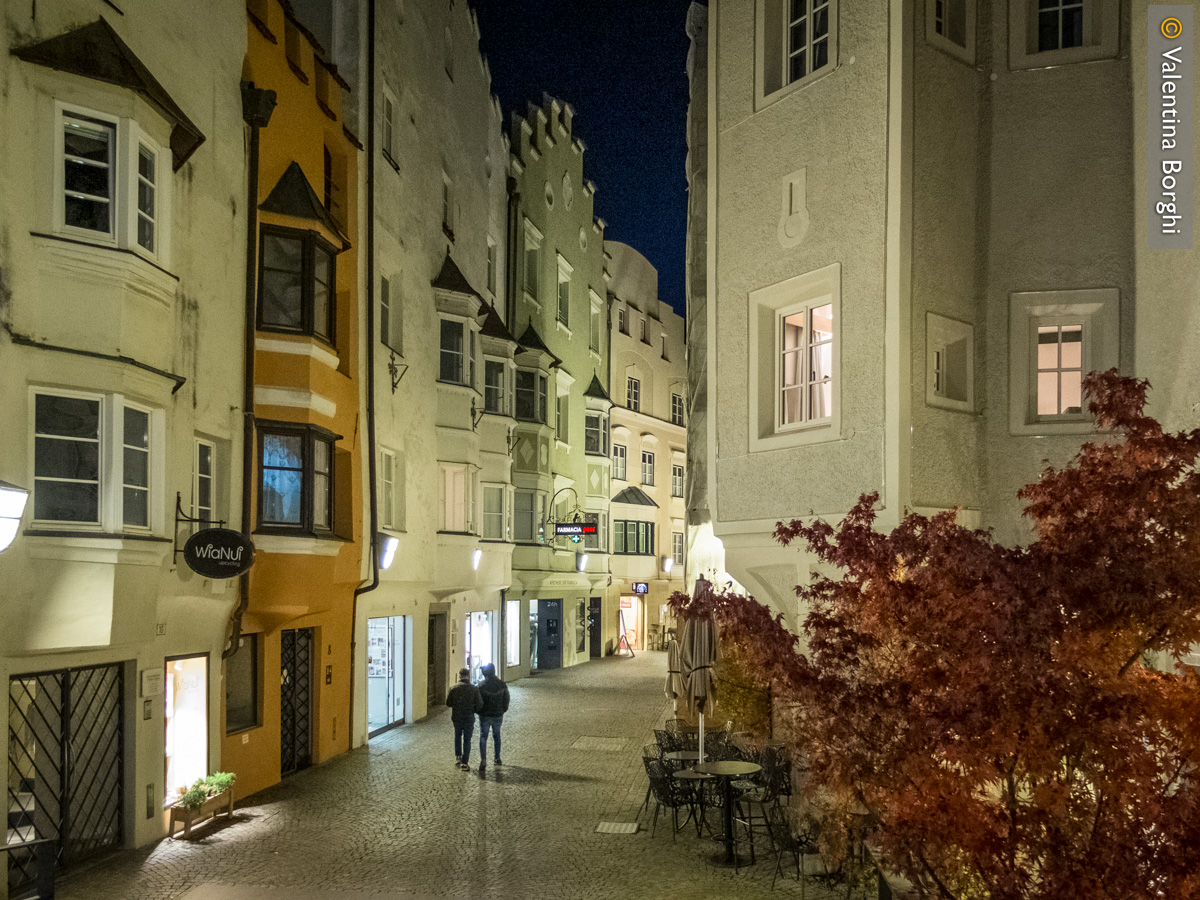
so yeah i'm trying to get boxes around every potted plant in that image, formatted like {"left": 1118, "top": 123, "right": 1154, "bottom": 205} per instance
{"left": 169, "top": 772, "right": 236, "bottom": 838}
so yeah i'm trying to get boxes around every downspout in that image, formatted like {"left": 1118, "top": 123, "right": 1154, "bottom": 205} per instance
{"left": 225, "top": 82, "right": 276, "bottom": 660}
{"left": 351, "top": 0, "right": 381, "bottom": 745}
{"left": 505, "top": 176, "right": 520, "bottom": 327}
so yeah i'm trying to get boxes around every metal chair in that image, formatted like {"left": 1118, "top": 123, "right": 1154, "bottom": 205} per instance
{"left": 646, "top": 761, "right": 693, "bottom": 841}
{"left": 767, "top": 804, "right": 820, "bottom": 894}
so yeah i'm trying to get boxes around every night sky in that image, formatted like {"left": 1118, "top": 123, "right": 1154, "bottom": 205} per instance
{"left": 472, "top": 0, "right": 696, "bottom": 317}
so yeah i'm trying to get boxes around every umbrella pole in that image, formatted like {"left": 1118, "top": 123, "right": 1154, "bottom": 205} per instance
{"left": 698, "top": 711, "right": 705, "bottom": 764}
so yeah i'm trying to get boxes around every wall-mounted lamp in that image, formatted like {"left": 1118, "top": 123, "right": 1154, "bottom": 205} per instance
{"left": 662, "top": 556, "right": 674, "bottom": 575}
{"left": 470, "top": 399, "right": 485, "bottom": 431}
{"left": 472, "top": 548, "right": 483, "bottom": 570}
{"left": 378, "top": 533, "right": 399, "bottom": 571}
{"left": 0, "top": 481, "right": 30, "bottom": 553}
{"left": 575, "top": 550, "right": 589, "bottom": 572}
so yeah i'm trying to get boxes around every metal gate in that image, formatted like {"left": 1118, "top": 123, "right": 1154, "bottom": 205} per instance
{"left": 280, "top": 628, "right": 313, "bottom": 777}
{"left": 7, "top": 664, "right": 124, "bottom": 894}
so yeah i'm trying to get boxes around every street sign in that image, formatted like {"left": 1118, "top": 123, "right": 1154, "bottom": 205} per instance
{"left": 182, "top": 528, "right": 256, "bottom": 578}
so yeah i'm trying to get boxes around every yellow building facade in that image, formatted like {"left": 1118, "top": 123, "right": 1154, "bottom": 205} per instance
{"left": 221, "top": 0, "right": 363, "bottom": 799}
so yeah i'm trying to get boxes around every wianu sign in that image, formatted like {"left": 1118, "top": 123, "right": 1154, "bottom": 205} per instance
{"left": 183, "top": 528, "right": 256, "bottom": 579}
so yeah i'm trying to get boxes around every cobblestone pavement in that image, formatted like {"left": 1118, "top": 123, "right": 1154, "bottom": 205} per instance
{"left": 57, "top": 652, "right": 847, "bottom": 900}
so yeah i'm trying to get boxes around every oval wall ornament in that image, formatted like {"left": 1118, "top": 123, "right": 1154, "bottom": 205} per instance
{"left": 183, "top": 528, "right": 256, "bottom": 579}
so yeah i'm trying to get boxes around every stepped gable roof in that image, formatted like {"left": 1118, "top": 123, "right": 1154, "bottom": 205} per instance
{"left": 516, "top": 323, "right": 561, "bottom": 367}
{"left": 432, "top": 253, "right": 482, "bottom": 301}
{"left": 583, "top": 373, "right": 611, "bottom": 401}
{"left": 12, "top": 18, "right": 205, "bottom": 170}
{"left": 479, "top": 304, "right": 517, "bottom": 343}
{"left": 612, "top": 486, "right": 658, "bottom": 508}
{"left": 260, "top": 161, "right": 349, "bottom": 247}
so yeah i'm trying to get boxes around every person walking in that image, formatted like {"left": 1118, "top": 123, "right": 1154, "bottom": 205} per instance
{"left": 446, "top": 667, "right": 481, "bottom": 771}
{"left": 476, "top": 663, "right": 510, "bottom": 771}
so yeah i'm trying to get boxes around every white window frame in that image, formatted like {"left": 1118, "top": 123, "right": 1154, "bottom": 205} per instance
{"left": 439, "top": 316, "right": 476, "bottom": 387}
{"left": 381, "top": 84, "right": 398, "bottom": 163}
{"left": 612, "top": 443, "right": 627, "bottom": 481}
{"left": 523, "top": 219, "right": 543, "bottom": 306}
{"left": 193, "top": 438, "right": 216, "bottom": 529}
{"left": 555, "top": 393, "right": 570, "bottom": 445}
{"left": 1008, "top": 0, "right": 1118, "bottom": 70}
{"left": 617, "top": 305, "right": 628, "bottom": 335}
{"left": 627, "top": 376, "right": 641, "bottom": 412}
{"left": 55, "top": 102, "right": 172, "bottom": 265}
{"left": 439, "top": 462, "right": 475, "bottom": 534}
{"left": 925, "top": 313, "right": 975, "bottom": 413}
{"left": 671, "top": 464, "right": 684, "bottom": 498}
{"left": 1008, "top": 288, "right": 1119, "bottom": 436}
{"left": 927, "top": 0, "right": 976, "bottom": 64}
{"left": 589, "top": 290, "right": 603, "bottom": 354}
{"left": 755, "top": 0, "right": 838, "bottom": 111}
{"left": 513, "top": 489, "right": 544, "bottom": 542}
{"left": 641, "top": 451, "right": 655, "bottom": 486}
{"left": 556, "top": 255, "right": 573, "bottom": 328}
{"left": 30, "top": 388, "right": 163, "bottom": 534}
{"left": 776, "top": 300, "right": 834, "bottom": 429}
{"left": 748, "top": 263, "right": 841, "bottom": 452}
{"left": 584, "top": 411, "right": 609, "bottom": 456}
{"left": 380, "top": 447, "right": 396, "bottom": 530}
{"left": 672, "top": 531, "right": 684, "bottom": 565}
{"left": 482, "top": 483, "right": 508, "bottom": 540}
{"left": 484, "top": 357, "right": 508, "bottom": 415}
{"left": 671, "top": 392, "right": 685, "bottom": 426}
{"left": 515, "top": 368, "right": 548, "bottom": 423}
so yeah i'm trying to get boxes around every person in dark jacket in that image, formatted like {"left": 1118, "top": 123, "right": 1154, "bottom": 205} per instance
{"left": 446, "top": 667, "right": 481, "bottom": 770}
{"left": 476, "top": 663, "right": 510, "bottom": 771}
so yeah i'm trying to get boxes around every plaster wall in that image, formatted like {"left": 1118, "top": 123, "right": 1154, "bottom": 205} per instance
{"left": 0, "top": 0, "right": 248, "bottom": 851}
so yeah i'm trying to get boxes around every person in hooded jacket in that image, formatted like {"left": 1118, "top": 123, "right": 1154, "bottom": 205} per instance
{"left": 476, "top": 663, "right": 510, "bottom": 771}
{"left": 446, "top": 667, "right": 482, "bottom": 770}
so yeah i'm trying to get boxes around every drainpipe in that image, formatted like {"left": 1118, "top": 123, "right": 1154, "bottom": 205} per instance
{"left": 505, "top": 176, "right": 520, "bottom": 327}
{"left": 225, "top": 82, "right": 276, "bottom": 661}
{"left": 351, "top": 0, "right": 381, "bottom": 745}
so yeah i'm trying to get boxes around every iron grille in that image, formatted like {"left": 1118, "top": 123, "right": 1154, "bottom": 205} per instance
{"left": 8, "top": 665, "right": 123, "bottom": 896}
{"left": 280, "top": 629, "right": 313, "bottom": 776}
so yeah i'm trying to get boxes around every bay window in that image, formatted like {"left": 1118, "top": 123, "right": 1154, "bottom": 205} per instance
{"left": 257, "top": 422, "right": 336, "bottom": 534}
{"left": 585, "top": 412, "right": 609, "bottom": 456}
{"left": 439, "top": 318, "right": 476, "bottom": 387}
{"left": 259, "top": 226, "right": 337, "bottom": 343}
{"left": 516, "top": 369, "right": 548, "bottom": 423}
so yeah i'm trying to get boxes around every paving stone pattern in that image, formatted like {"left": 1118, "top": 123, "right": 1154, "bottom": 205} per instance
{"left": 57, "top": 653, "right": 843, "bottom": 900}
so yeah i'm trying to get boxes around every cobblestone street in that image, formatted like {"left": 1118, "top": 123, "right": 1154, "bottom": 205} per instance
{"left": 54, "top": 651, "right": 844, "bottom": 900}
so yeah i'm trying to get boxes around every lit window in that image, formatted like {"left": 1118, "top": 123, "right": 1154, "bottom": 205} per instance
{"left": 258, "top": 423, "right": 335, "bottom": 534}
{"left": 516, "top": 370, "right": 548, "bottom": 423}
{"left": 612, "top": 444, "right": 627, "bottom": 481}
{"left": 641, "top": 451, "right": 655, "bottom": 486}
{"left": 671, "top": 393, "right": 685, "bottom": 426}
{"left": 779, "top": 302, "right": 833, "bottom": 427}
{"left": 627, "top": 377, "right": 641, "bottom": 412}
{"left": 757, "top": 0, "right": 837, "bottom": 107}
{"left": 671, "top": 464, "right": 684, "bottom": 498}
{"left": 1036, "top": 324, "right": 1084, "bottom": 416}
{"left": 585, "top": 412, "right": 609, "bottom": 456}
{"left": 259, "top": 227, "right": 337, "bottom": 343}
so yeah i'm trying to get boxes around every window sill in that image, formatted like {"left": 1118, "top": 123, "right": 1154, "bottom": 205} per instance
{"left": 756, "top": 62, "right": 838, "bottom": 113}
{"left": 225, "top": 723, "right": 264, "bottom": 738}
{"left": 589, "top": 349, "right": 601, "bottom": 364}
{"left": 749, "top": 420, "right": 839, "bottom": 454}
{"left": 523, "top": 292, "right": 541, "bottom": 312}
{"left": 382, "top": 149, "right": 400, "bottom": 173}
{"left": 256, "top": 335, "right": 340, "bottom": 370}
{"left": 556, "top": 439, "right": 572, "bottom": 453}
{"left": 252, "top": 532, "right": 346, "bottom": 556}
{"left": 1009, "top": 418, "right": 1097, "bottom": 438}
{"left": 556, "top": 320, "right": 572, "bottom": 338}
{"left": 22, "top": 531, "right": 171, "bottom": 566}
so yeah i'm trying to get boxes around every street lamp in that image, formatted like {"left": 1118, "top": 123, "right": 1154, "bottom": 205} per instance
{"left": 378, "top": 533, "right": 399, "bottom": 570}
{"left": 0, "top": 481, "right": 30, "bottom": 553}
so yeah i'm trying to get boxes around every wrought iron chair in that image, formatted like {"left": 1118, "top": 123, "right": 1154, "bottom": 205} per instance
{"left": 646, "top": 760, "right": 694, "bottom": 841}
{"left": 767, "top": 804, "right": 821, "bottom": 894}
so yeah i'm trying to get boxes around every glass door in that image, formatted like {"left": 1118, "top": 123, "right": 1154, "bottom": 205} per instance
{"left": 368, "top": 616, "right": 407, "bottom": 736}
{"left": 165, "top": 655, "right": 208, "bottom": 804}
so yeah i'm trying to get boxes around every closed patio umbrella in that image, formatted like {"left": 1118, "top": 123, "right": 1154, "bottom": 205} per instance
{"left": 679, "top": 600, "right": 720, "bottom": 764}
{"left": 665, "top": 638, "right": 685, "bottom": 712}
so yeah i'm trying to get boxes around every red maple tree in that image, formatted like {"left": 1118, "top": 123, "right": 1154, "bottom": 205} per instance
{"left": 671, "top": 371, "right": 1200, "bottom": 899}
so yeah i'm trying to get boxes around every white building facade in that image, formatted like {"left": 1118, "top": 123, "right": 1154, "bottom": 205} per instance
{"left": 605, "top": 242, "right": 687, "bottom": 655}
{"left": 686, "top": 0, "right": 1183, "bottom": 631}
{"left": 0, "top": 0, "right": 249, "bottom": 879}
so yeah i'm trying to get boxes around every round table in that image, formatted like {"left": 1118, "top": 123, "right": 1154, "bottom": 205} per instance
{"left": 694, "top": 760, "right": 761, "bottom": 866}
{"left": 664, "top": 750, "right": 700, "bottom": 763}
{"left": 671, "top": 768, "right": 714, "bottom": 836}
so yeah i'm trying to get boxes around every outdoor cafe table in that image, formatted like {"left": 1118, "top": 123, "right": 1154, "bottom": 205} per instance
{"left": 664, "top": 750, "right": 700, "bottom": 764}
{"left": 694, "top": 759, "right": 762, "bottom": 866}
{"left": 671, "top": 768, "right": 713, "bottom": 836}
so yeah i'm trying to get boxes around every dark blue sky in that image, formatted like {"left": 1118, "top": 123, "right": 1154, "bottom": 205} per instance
{"left": 472, "top": 0, "right": 695, "bottom": 317}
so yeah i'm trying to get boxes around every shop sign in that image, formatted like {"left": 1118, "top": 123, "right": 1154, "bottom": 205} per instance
{"left": 633, "top": 582, "right": 649, "bottom": 594}
{"left": 183, "top": 528, "right": 255, "bottom": 579}
{"left": 620, "top": 597, "right": 633, "bottom": 609}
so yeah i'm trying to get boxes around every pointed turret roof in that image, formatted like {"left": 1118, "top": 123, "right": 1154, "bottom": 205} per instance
{"left": 260, "top": 161, "right": 348, "bottom": 245}
{"left": 516, "top": 323, "right": 561, "bottom": 367}
{"left": 431, "top": 252, "right": 481, "bottom": 300}
{"left": 612, "top": 486, "right": 658, "bottom": 507}
{"left": 13, "top": 18, "right": 204, "bottom": 169}
{"left": 583, "top": 373, "right": 611, "bottom": 401}
{"left": 479, "top": 303, "right": 516, "bottom": 343}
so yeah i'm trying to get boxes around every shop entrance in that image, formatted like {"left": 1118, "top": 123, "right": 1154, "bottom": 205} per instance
{"left": 368, "top": 616, "right": 407, "bottom": 736}
{"left": 619, "top": 595, "right": 643, "bottom": 651}
{"left": 7, "top": 664, "right": 124, "bottom": 895}
{"left": 463, "top": 611, "right": 495, "bottom": 683}
{"left": 532, "top": 599, "right": 562, "bottom": 670}
{"left": 280, "top": 628, "right": 314, "bottom": 777}
{"left": 427, "top": 613, "right": 447, "bottom": 708}
{"left": 165, "top": 655, "right": 208, "bottom": 804}
{"left": 588, "top": 597, "right": 602, "bottom": 658}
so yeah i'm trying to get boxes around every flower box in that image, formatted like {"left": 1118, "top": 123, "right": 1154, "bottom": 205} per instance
{"left": 169, "top": 787, "right": 234, "bottom": 839}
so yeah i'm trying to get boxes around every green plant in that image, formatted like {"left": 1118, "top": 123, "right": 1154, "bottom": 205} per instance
{"left": 176, "top": 772, "right": 236, "bottom": 811}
